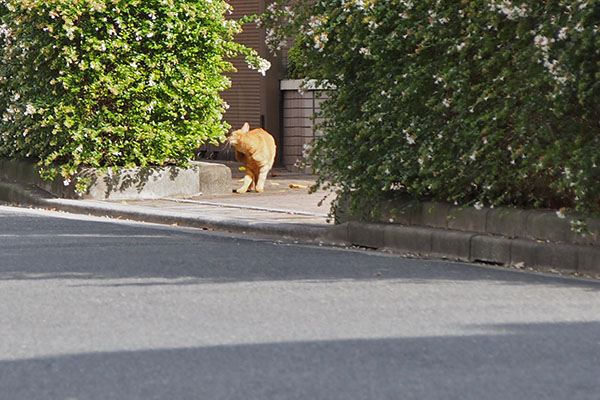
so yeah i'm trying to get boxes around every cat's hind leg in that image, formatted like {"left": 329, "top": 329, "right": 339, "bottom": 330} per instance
{"left": 255, "top": 166, "right": 270, "bottom": 193}
{"left": 236, "top": 169, "right": 255, "bottom": 194}
{"left": 249, "top": 167, "right": 258, "bottom": 191}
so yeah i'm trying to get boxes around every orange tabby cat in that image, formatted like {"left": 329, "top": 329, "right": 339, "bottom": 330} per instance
{"left": 227, "top": 122, "right": 276, "bottom": 193}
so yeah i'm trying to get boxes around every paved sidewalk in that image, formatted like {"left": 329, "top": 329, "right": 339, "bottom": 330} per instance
{"left": 0, "top": 162, "right": 337, "bottom": 243}
{"left": 128, "top": 164, "right": 334, "bottom": 226}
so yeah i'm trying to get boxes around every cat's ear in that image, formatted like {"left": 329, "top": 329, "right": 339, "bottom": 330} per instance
{"left": 241, "top": 122, "right": 250, "bottom": 133}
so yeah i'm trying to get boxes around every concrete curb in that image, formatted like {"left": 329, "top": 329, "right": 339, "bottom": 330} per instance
{"left": 326, "top": 221, "right": 599, "bottom": 275}
{"left": 336, "top": 197, "right": 600, "bottom": 247}
{"left": 0, "top": 158, "right": 231, "bottom": 200}
{"left": 333, "top": 196, "right": 600, "bottom": 276}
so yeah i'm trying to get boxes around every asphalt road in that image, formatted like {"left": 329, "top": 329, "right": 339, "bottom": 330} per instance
{"left": 1, "top": 205, "right": 599, "bottom": 400}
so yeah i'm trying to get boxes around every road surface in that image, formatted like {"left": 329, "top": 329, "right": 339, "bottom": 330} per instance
{"left": 1, "top": 205, "right": 599, "bottom": 399}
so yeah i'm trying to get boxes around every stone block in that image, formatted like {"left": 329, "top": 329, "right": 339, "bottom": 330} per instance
{"left": 284, "top": 117, "right": 312, "bottom": 128}
{"left": 562, "top": 215, "right": 600, "bottom": 247}
{"left": 282, "top": 98, "right": 314, "bottom": 109}
{"left": 509, "top": 239, "right": 539, "bottom": 268}
{"left": 417, "top": 202, "right": 451, "bottom": 229}
{"left": 383, "top": 225, "right": 433, "bottom": 254}
{"left": 322, "top": 222, "right": 350, "bottom": 245}
{"left": 577, "top": 246, "right": 600, "bottom": 276}
{"left": 430, "top": 230, "right": 474, "bottom": 260}
{"left": 283, "top": 107, "right": 316, "bottom": 119}
{"left": 486, "top": 207, "right": 529, "bottom": 239}
{"left": 470, "top": 235, "right": 511, "bottom": 265}
{"left": 197, "top": 162, "right": 232, "bottom": 195}
{"left": 347, "top": 221, "right": 385, "bottom": 249}
{"left": 534, "top": 242, "right": 578, "bottom": 272}
{"left": 84, "top": 166, "right": 202, "bottom": 200}
{"left": 447, "top": 206, "right": 489, "bottom": 233}
{"left": 526, "top": 211, "right": 572, "bottom": 244}
{"left": 378, "top": 199, "right": 420, "bottom": 225}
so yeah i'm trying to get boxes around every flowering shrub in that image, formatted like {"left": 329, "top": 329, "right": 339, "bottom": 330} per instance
{"left": 0, "top": 0, "right": 268, "bottom": 189}
{"left": 262, "top": 0, "right": 600, "bottom": 213}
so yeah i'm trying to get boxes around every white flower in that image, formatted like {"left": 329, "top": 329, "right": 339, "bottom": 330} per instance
{"left": 534, "top": 35, "right": 552, "bottom": 51}
{"left": 400, "top": 0, "right": 414, "bottom": 9}
{"left": 302, "top": 143, "right": 313, "bottom": 158}
{"left": 404, "top": 130, "right": 415, "bottom": 145}
{"left": 557, "top": 27, "right": 568, "bottom": 40}
{"left": 474, "top": 201, "right": 483, "bottom": 210}
{"left": 489, "top": 1, "right": 529, "bottom": 20}
{"left": 24, "top": 104, "right": 36, "bottom": 116}
{"left": 257, "top": 59, "right": 271, "bottom": 76}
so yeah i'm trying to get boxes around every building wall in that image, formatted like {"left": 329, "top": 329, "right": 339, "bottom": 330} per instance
{"left": 222, "top": 0, "right": 262, "bottom": 132}
{"left": 198, "top": 1, "right": 325, "bottom": 172}
{"left": 201, "top": 0, "right": 283, "bottom": 164}
{"left": 280, "top": 80, "right": 328, "bottom": 173}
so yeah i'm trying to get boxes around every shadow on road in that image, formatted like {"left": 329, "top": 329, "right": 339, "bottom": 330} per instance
{"left": 1, "top": 321, "right": 599, "bottom": 400}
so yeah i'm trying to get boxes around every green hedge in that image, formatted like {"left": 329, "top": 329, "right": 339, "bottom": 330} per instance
{"left": 263, "top": 0, "right": 600, "bottom": 213}
{"left": 0, "top": 0, "right": 268, "bottom": 191}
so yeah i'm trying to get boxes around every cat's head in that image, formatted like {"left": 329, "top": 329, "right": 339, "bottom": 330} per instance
{"left": 226, "top": 122, "right": 250, "bottom": 146}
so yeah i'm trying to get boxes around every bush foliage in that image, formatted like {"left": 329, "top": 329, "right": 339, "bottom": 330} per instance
{"left": 262, "top": 0, "right": 600, "bottom": 213}
{"left": 0, "top": 0, "right": 268, "bottom": 189}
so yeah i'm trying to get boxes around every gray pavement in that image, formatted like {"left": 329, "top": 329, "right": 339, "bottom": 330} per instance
{"left": 1, "top": 161, "right": 599, "bottom": 276}
{"left": 133, "top": 164, "right": 334, "bottom": 225}
{"left": 2, "top": 206, "right": 600, "bottom": 400}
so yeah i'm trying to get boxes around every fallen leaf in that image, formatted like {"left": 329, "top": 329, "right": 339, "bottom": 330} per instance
{"left": 270, "top": 182, "right": 280, "bottom": 186}
{"left": 289, "top": 183, "right": 307, "bottom": 189}
{"left": 238, "top": 166, "right": 246, "bottom": 171}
